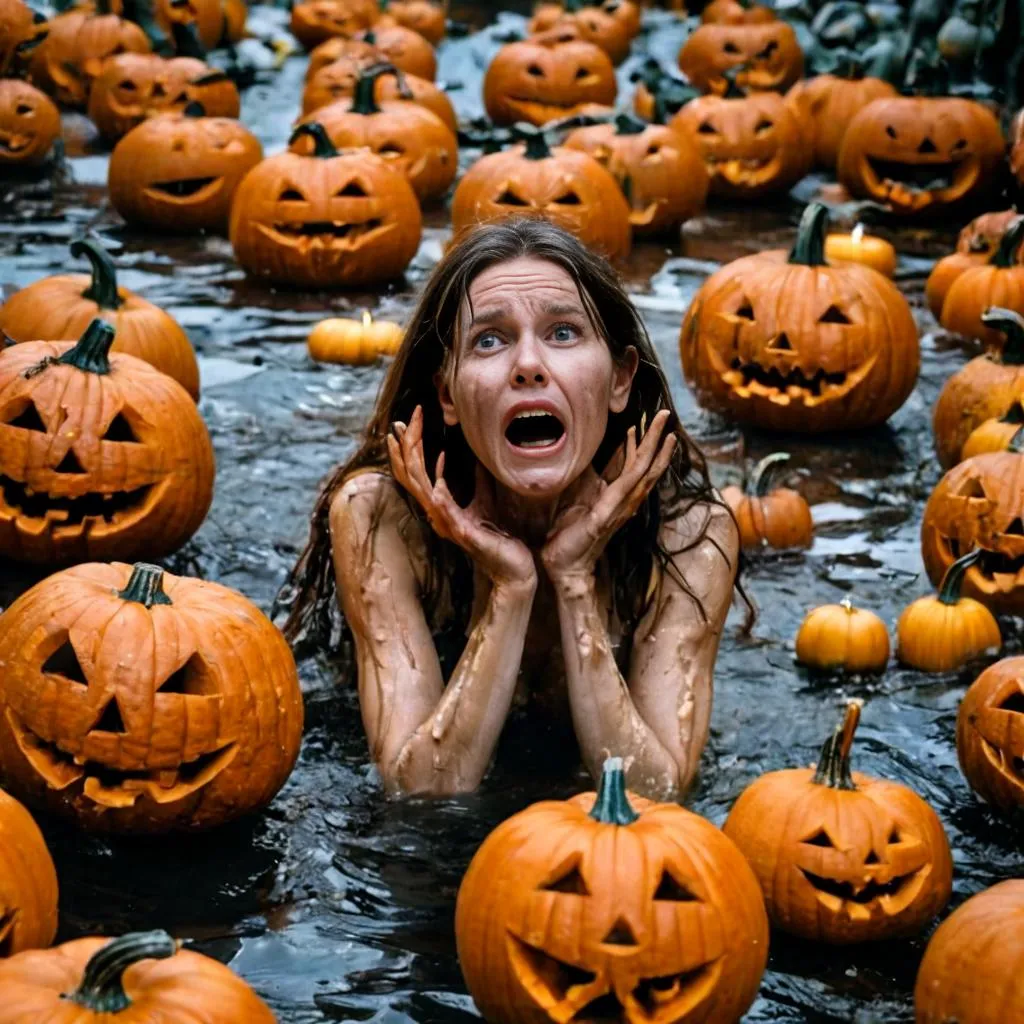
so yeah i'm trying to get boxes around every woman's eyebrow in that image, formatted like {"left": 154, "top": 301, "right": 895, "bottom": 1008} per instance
{"left": 469, "top": 306, "right": 507, "bottom": 326}
{"left": 541, "top": 302, "right": 585, "bottom": 318}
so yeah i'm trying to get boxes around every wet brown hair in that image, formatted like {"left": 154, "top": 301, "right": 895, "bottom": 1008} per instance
{"left": 278, "top": 218, "right": 742, "bottom": 660}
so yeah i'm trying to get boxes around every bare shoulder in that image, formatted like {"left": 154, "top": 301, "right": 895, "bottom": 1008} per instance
{"left": 657, "top": 496, "right": 739, "bottom": 602}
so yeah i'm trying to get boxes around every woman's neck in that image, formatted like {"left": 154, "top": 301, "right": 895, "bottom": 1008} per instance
{"left": 491, "top": 483, "right": 559, "bottom": 549}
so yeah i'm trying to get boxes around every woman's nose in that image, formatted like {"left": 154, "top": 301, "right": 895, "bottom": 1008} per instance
{"left": 510, "top": 334, "right": 547, "bottom": 386}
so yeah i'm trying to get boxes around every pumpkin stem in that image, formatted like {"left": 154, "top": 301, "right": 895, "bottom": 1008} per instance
{"left": 117, "top": 563, "right": 173, "bottom": 607}
{"left": 811, "top": 702, "right": 861, "bottom": 791}
{"left": 56, "top": 319, "right": 115, "bottom": 375}
{"left": 511, "top": 121, "right": 552, "bottom": 160}
{"left": 351, "top": 62, "right": 396, "bottom": 115}
{"left": 614, "top": 111, "right": 647, "bottom": 135}
{"left": 71, "top": 238, "right": 123, "bottom": 311}
{"left": 589, "top": 757, "right": 640, "bottom": 825}
{"left": 938, "top": 547, "right": 984, "bottom": 606}
{"left": 68, "top": 931, "right": 177, "bottom": 1012}
{"left": 788, "top": 202, "right": 829, "bottom": 267}
{"left": 749, "top": 452, "right": 790, "bottom": 496}
{"left": 365, "top": 58, "right": 412, "bottom": 98}
{"left": 290, "top": 122, "right": 339, "bottom": 158}
{"left": 980, "top": 307, "right": 1024, "bottom": 365}
{"left": 988, "top": 218, "right": 1024, "bottom": 268}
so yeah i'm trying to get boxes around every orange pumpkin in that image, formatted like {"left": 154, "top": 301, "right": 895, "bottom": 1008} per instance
{"left": 670, "top": 83, "right": 810, "bottom": 199}
{"left": 109, "top": 103, "right": 262, "bottom": 232}
{"left": 0, "top": 0, "right": 48, "bottom": 77}
{"left": 678, "top": 21, "right": 804, "bottom": 94}
{"left": 701, "top": 0, "right": 775, "bottom": 23}
{"left": 456, "top": 757, "right": 769, "bottom": 1024}
{"left": 229, "top": 122, "right": 423, "bottom": 289}
{"left": 305, "top": 23, "right": 436, "bottom": 80}
{"left": 563, "top": 111, "right": 707, "bottom": 235}
{"left": 308, "top": 310, "right": 403, "bottom": 363}
{"left": 299, "top": 62, "right": 456, "bottom": 204}
{"left": 915, "top": 880, "right": 1024, "bottom": 1024}
{"left": 0, "top": 561, "right": 303, "bottom": 832}
{"left": 0, "top": 320, "right": 213, "bottom": 565}
{"left": 221, "top": 0, "right": 247, "bottom": 43}
{"left": 0, "top": 78, "right": 59, "bottom": 167}
{"left": 957, "top": 655, "right": 1024, "bottom": 812}
{"left": 925, "top": 209, "right": 1020, "bottom": 320}
{"left": 530, "top": 0, "right": 640, "bottom": 40}
{"left": 289, "top": 0, "right": 377, "bottom": 49}
{"left": 0, "top": 930, "right": 276, "bottom": 1021}
{"left": 724, "top": 702, "right": 953, "bottom": 944}
{"left": 837, "top": 95, "right": 1005, "bottom": 216}
{"left": 0, "top": 237, "right": 199, "bottom": 399}
{"left": 795, "top": 598, "right": 890, "bottom": 674}
{"left": 380, "top": 0, "right": 445, "bottom": 45}
{"left": 897, "top": 549, "right": 1002, "bottom": 672}
{"left": 630, "top": 58, "right": 698, "bottom": 124}
{"left": 539, "top": 6, "right": 633, "bottom": 65}
{"left": 0, "top": 787, "right": 57, "bottom": 957}
{"left": 941, "top": 218, "right": 1024, "bottom": 348}
{"left": 721, "top": 452, "right": 813, "bottom": 550}
{"left": 451, "top": 123, "right": 631, "bottom": 263}
{"left": 921, "top": 442, "right": 1024, "bottom": 616}
{"left": 483, "top": 33, "right": 617, "bottom": 126}
{"left": 679, "top": 202, "right": 919, "bottom": 432}
{"left": 962, "top": 409, "right": 1024, "bottom": 460}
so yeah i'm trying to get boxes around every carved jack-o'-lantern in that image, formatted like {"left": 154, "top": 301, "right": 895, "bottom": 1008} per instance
{"left": 530, "top": 0, "right": 640, "bottom": 41}
{"left": 670, "top": 84, "right": 810, "bottom": 199}
{"left": 110, "top": 103, "right": 262, "bottom": 232}
{"left": 563, "top": 112, "right": 707, "bottom": 235}
{"left": 380, "top": 0, "right": 445, "bottom": 45}
{"left": 837, "top": 95, "right": 1005, "bottom": 216}
{"left": 289, "top": 0, "right": 376, "bottom": 50}
{"left": 0, "top": 320, "right": 213, "bottom": 565}
{"left": 305, "top": 24, "right": 436, "bottom": 80}
{"left": 483, "top": 34, "right": 617, "bottom": 126}
{"left": 540, "top": 6, "right": 633, "bottom": 65}
{"left": 456, "top": 758, "right": 769, "bottom": 1024}
{"left": 229, "top": 122, "right": 423, "bottom": 289}
{"left": 0, "top": 561, "right": 304, "bottom": 833}
{"left": 957, "top": 655, "right": 1024, "bottom": 812}
{"left": 87, "top": 53, "right": 239, "bottom": 142}
{"left": 299, "top": 62, "right": 456, "bottom": 204}
{"left": 678, "top": 21, "right": 803, "bottom": 95}
{"left": 724, "top": 703, "right": 953, "bottom": 944}
{"left": 451, "top": 123, "right": 631, "bottom": 263}
{"left": 921, "top": 442, "right": 1024, "bottom": 616}
{"left": 0, "top": 0, "right": 48, "bottom": 77}
{"left": 0, "top": 79, "right": 59, "bottom": 167}
{"left": 680, "top": 203, "right": 919, "bottom": 432}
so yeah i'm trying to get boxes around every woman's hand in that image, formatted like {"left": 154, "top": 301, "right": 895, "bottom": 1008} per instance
{"left": 541, "top": 409, "right": 677, "bottom": 584}
{"left": 388, "top": 406, "right": 538, "bottom": 593}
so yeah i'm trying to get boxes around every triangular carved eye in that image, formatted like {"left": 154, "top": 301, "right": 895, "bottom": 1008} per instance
{"left": 278, "top": 187, "right": 305, "bottom": 201}
{"left": 819, "top": 304, "right": 852, "bottom": 325}
{"left": 102, "top": 413, "right": 138, "bottom": 443}
{"left": 955, "top": 477, "right": 987, "bottom": 499}
{"left": 803, "top": 828, "right": 836, "bottom": 848}
{"left": 551, "top": 191, "right": 582, "bottom": 206}
{"left": 697, "top": 121, "right": 717, "bottom": 134}
{"left": 735, "top": 301, "right": 754, "bottom": 319}
{"left": 5, "top": 401, "right": 47, "bottom": 432}
{"left": 653, "top": 871, "right": 698, "bottom": 902}
{"left": 158, "top": 654, "right": 216, "bottom": 696}
{"left": 1006, "top": 517, "right": 1024, "bottom": 536}
{"left": 999, "top": 690, "right": 1024, "bottom": 714}
{"left": 336, "top": 181, "right": 368, "bottom": 197}
{"left": 42, "top": 638, "right": 87, "bottom": 684}
{"left": 723, "top": 40, "right": 740, "bottom": 54}
{"left": 888, "top": 827, "right": 901, "bottom": 844}
{"left": 541, "top": 861, "right": 590, "bottom": 895}
{"left": 496, "top": 189, "right": 529, "bottom": 207}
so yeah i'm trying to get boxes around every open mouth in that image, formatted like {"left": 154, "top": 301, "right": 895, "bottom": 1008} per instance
{"left": 944, "top": 538, "right": 1024, "bottom": 588}
{"left": 982, "top": 740, "right": 1024, "bottom": 784}
{"left": 722, "top": 358, "right": 848, "bottom": 402}
{"left": 704, "top": 154, "right": 780, "bottom": 187}
{"left": 505, "top": 411, "right": 566, "bottom": 451}
{"left": 0, "top": 134, "right": 32, "bottom": 154}
{"left": 7, "top": 709, "right": 238, "bottom": 808}
{"left": 0, "top": 474, "right": 151, "bottom": 527}
{"left": 145, "top": 176, "right": 222, "bottom": 201}
{"left": 257, "top": 219, "right": 391, "bottom": 250}
{"left": 800, "top": 868, "right": 917, "bottom": 905}
{"left": 866, "top": 157, "right": 959, "bottom": 193}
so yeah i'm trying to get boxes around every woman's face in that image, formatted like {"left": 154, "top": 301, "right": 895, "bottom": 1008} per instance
{"left": 438, "top": 256, "right": 637, "bottom": 501}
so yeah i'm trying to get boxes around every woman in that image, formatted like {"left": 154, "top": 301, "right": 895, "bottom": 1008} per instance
{"left": 281, "top": 219, "right": 740, "bottom": 800}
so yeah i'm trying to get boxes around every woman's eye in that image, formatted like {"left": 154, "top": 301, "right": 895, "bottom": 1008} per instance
{"left": 474, "top": 332, "right": 502, "bottom": 350}
{"left": 552, "top": 323, "right": 577, "bottom": 342}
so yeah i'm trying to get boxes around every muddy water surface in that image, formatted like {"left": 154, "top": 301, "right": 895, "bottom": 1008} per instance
{"left": 1, "top": 6, "right": 1021, "bottom": 1023}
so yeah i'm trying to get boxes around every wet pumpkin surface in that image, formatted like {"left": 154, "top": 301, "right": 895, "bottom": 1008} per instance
{"left": 1, "top": 4, "right": 1022, "bottom": 1022}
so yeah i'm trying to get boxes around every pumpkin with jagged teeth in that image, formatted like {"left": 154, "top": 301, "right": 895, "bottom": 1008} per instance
{"left": 0, "top": 79, "right": 59, "bottom": 167}
{"left": 678, "top": 20, "right": 803, "bottom": 94}
{"left": 0, "top": 0, "right": 48, "bottom": 76}
{"left": 680, "top": 202, "right": 919, "bottom": 432}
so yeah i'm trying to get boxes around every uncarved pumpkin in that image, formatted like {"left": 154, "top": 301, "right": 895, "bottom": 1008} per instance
{"left": 721, "top": 451, "right": 813, "bottom": 550}
{"left": 308, "top": 311, "right": 402, "bottom": 364}
{"left": 962, "top": 410, "right": 1024, "bottom": 460}
{"left": 795, "top": 598, "right": 890, "bottom": 674}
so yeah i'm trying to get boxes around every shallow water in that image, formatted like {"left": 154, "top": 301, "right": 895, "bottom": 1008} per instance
{"left": 1, "top": 5, "right": 1022, "bottom": 1022}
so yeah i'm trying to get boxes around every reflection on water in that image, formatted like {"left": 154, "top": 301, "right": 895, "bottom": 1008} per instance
{"left": 0, "top": 5, "right": 1020, "bottom": 1023}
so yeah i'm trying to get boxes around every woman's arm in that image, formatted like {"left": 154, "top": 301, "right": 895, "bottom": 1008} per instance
{"left": 553, "top": 505, "right": 738, "bottom": 800}
{"left": 331, "top": 472, "right": 536, "bottom": 796}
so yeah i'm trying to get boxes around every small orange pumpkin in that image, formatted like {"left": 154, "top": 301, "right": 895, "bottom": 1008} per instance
{"left": 540, "top": 6, "right": 633, "bottom": 65}
{"left": 305, "top": 23, "right": 436, "bottom": 80}
{"left": 678, "top": 20, "right": 804, "bottom": 94}
{"left": 0, "top": 78, "right": 59, "bottom": 167}
{"left": 0, "top": 930, "right": 276, "bottom": 1021}
{"left": 289, "top": 0, "right": 377, "bottom": 49}
{"left": 897, "top": 549, "right": 1002, "bottom": 672}
{"left": 0, "top": 0, "right": 48, "bottom": 77}
{"left": 956, "top": 655, "right": 1024, "bottom": 812}
{"left": 308, "top": 310, "right": 402, "bottom": 364}
{"left": 0, "top": 786, "right": 57, "bottom": 957}
{"left": 530, "top": 0, "right": 640, "bottom": 40}
{"left": 721, "top": 452, "right": 813, "bottom": 550}
{"left": 701, "top": 0, "right": 775, "bottom": 23}
{"left": 0, "top": 237, "right": 199, "bottom": 399}
{"left": 915, "top": 880, "right": 1024, "bottom": 1024}
{"left": 961, "top": 409, "right": 1024, "bottom": 460}
{"left": 456, "top": 757, "right": 769, "bottom": 1024}
{"left": 795, "top": 598, "right": 890, "bottom": 674}
{"left": 451, "top": 122, "right": 631, "bottom": 263}
{"left": 824, "top": 224, "right": 897, "bottom": 277}
{"left": 724, "top": 702, "right": 953, "bottom": 944}
{"left": 379, "top": 0, "right": 445, "bottom": 45}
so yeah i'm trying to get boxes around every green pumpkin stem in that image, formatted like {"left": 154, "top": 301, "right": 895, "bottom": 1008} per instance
{"left": 980, "top": 307, "right": 1024, "bottom": 365}
{"left": 812, "top": 702, "right": 860, "bottom": 790}
{"left": 589, "top": 757, "right": 640, "bottom": 825}
{"left": 57, "top": 319, "right": 115, "bottom": 375}
{"left": 512, "top": 122, "right": 552, "bottom": 160}
{"left": 69, "top": 931, "right": 177, "bottom": 1012}
{"left": 989, "top": 218, "right": 1024, "bottom": 268}
{"left": 71, "top": 238, "right": 122, "bottom": 311}
{"left": 117, "top": 563, "right": 173, "bottom": 607}
{"left": 290, "top": 122, "right": 339, "bottom": 158}
{"left": 749, "top": 452, "right": 790, "bottom": 496}
{"left": 938, "top": 547, "right": 984, "bottom": 605}
{"left": 788, "top": 202, "right": 829, "bottom": 267}
{"left": 352, "top": 62, "right": 396, "bottom": 115}
{"left": 614, "top": 111, "right": 647, "bottom": 136}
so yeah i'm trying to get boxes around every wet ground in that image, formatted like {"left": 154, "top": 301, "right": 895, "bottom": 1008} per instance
{"left": 1, "top": 4, "right": 1023, "bottom": 1022}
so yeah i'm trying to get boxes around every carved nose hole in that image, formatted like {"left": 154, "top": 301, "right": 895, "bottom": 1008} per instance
{"left": 768, "top": 332, "right": 792, "bottom": 351}
{"left": 92, "top": 697, "right": 127, "bottom": 735}
{"left": 1007, "top": 517, "right": 1024, "bottom": 536}
{"left": 602, "top": 917, "right": 638, "bottom": 946}
{"left": 152, "top": 82, "right": 166, "bottom": 97}
{"left": 865, "top": 850, "right": 880, "bottom": 864}
{"left": 55, "top": 449, "right": 86, "bottom": 474}
{"left": 917, "top": 137, "right": 937, "bottom": 154}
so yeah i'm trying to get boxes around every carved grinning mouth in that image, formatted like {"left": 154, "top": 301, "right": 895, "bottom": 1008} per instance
{"left": 0, "top": 474, "right": 151, "bottom": 526}
{"left": 800, "top": 868, "right": 919, "bottom": 904}
{"left": 0, "top": 908, "right": 15, "bottom": 957}
{"left": 981, "top": 739, "right": 1024, "bottom": 783}
{"left": 256, "top": 218, "right": 392, "bottom": 251}
{"left": 725, "top": 358, "right": 847, "bottom": 396}
{"left": 0, "top": 134, "right": 33, "bottom": 154}
{"left": 865, "top": 157, "right": 959, "bottom": 192}
{"left": 943, "top": 538, "right": 1024, "bottom": 585}
{"left": 145, "top": 176, "right": 222, "bottom": 201}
